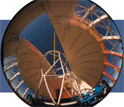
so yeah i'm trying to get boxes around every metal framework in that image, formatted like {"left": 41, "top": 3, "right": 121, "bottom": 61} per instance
{"left": 81, "top": 4, "right": 97, "bottom": 21}
{"left": 3, "top": 55, "right": 34, "bottom": 104}
{"left": 4, "top": 62, "right": 17, "bottom": 72}
{"left": 35, "top": 50, "right": 84, "bottom": 105}
{"left": 89, "top": 14, "right": 109, "bottom": 28}
{"left": 74, "top": 1, "right": 123, "bottom": 87}
{"left": 10, "top": 72, "right": 20, "bottom": 82}
{"left": 15, "top": 80, "right": 24, "bottom": 91}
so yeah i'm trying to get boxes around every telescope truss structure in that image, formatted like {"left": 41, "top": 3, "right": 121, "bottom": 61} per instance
{"left": 35, "top": 50, "right": 84, "bottom": 105}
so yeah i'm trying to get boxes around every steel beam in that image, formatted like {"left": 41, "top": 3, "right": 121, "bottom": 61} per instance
{"left": 103, "top": 72, "right": 115, "bottom": 83}
{"left": 4, "top": 62, "right": 17, "bottom": 72}
{"left": 22, "top": 88, "right": 29, "bottom": 98}
{"left": 44, "top": 76, "right": 57, "bottom": 104}
{"left": 104, "top": 62, "right": 120, "bottom": 72}
{"left": 99, "top": 36, "right": 121, "bottom": 41}
{"left": 89, "top": 14, "right": 108, "bottom": 28}
{"left": 57, "top": 53, "right": 65, "bottom": 105}
{"left": 10, "top": 72, "right": 20, "bottom": 82}
{"left": 15, "top": 81, "right": 24, "bottom": 91}
{"left": 44, "top": 58, "right": 60, "bottom": 75}
{"left": 81, "top": 4, "right": 97, "bottom": 21}
{"left": 63, "top": 87, "right": 72, "bottom": 97}
{"left": 104, "top": 51, "right": 123, "bottom": 58}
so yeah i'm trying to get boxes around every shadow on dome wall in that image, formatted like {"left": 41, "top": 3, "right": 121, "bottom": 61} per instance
{"left": 1, "top": 0, "right": 123, "bottom": 106}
